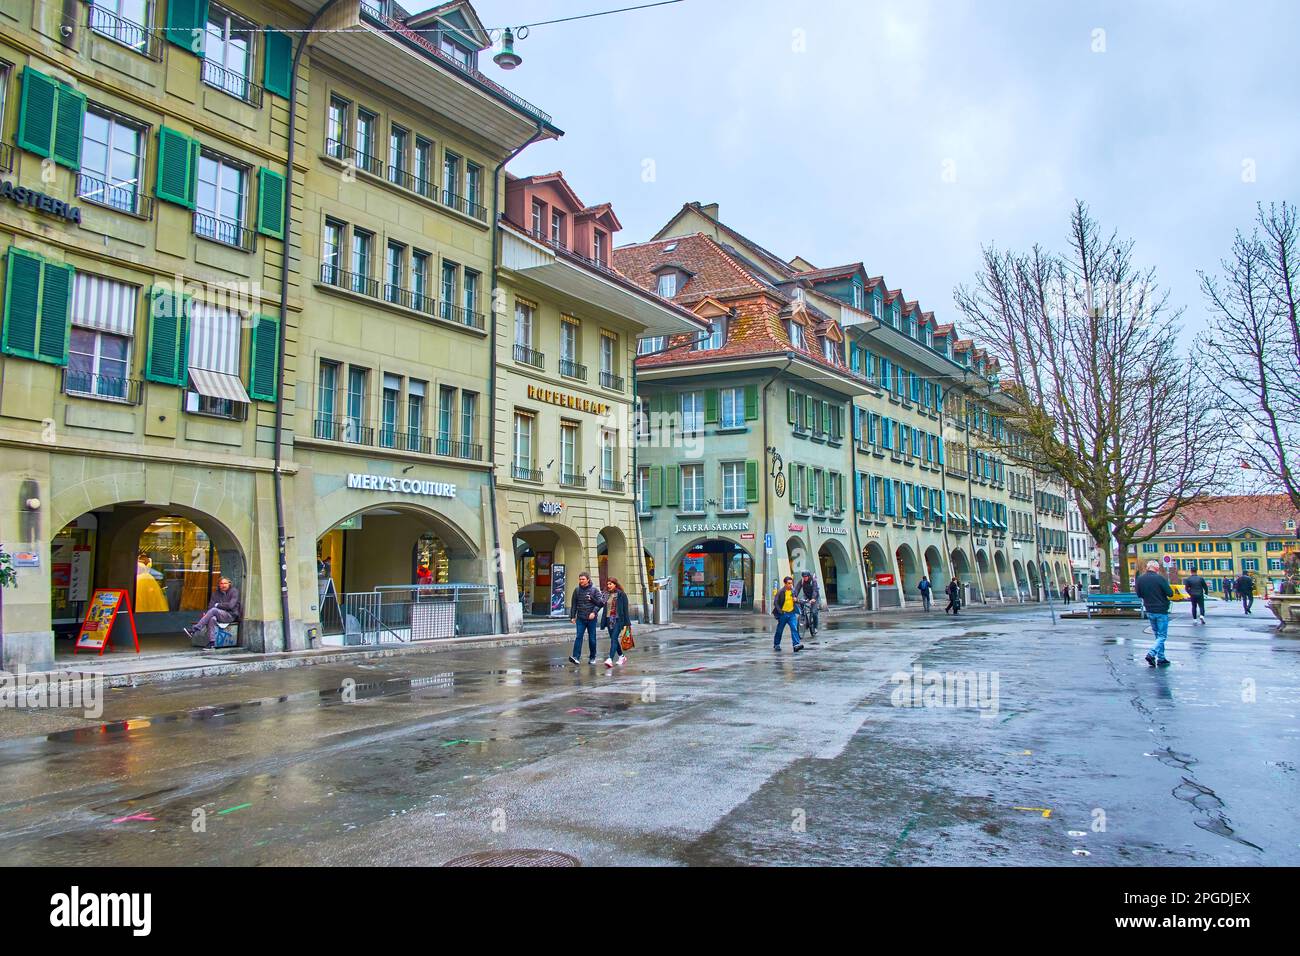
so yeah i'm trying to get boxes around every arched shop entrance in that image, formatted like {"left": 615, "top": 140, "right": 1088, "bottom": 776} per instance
{"left": 817, "top": 538, "right": 856, "bottom": 605}
{"left": 52, "top": 504, "right": 245, "bottom": 653}
{"left": 975, "top": 549, "right": 996, "bottom": 602}
{"left": 863, "top": 540, "right": 895, "bottom": 608}
{"left": 895, "top": 544, "right": 920, "bottom": 597}
{"left": 950, "top": 548, "right": 976, "bottom": 603}
{"left": 923, "top": 545, "right": 946, "bottom": 584}
{"left": 786, "top": 536, "right": 809, "bottom": 577}
{"left": 1027, "top": 560, "right": 1041, "bottom": 600}
{"left": 994, "top": 551, "right": 1010, "bottom": 600}
{"left": 1012, "top": 559, "right": 1028, "bottom": 601}
{"left": 513, "top": 522, "right": 586, "bottom": 617}
{"left": 676, "top": 539, "right": 754, "bottom": 610}
{"left": 597, "top": 526, "right": 629, "bottom": 589}
{"left": 317, "top": 504, "right": 479, "bottom": 608}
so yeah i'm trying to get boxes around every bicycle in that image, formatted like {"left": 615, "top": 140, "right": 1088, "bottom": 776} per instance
{"left": 797, "top": 598, "right": 819, "bottom": 639}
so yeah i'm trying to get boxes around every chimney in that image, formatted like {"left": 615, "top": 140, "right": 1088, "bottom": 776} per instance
{"left": 699, "top": 202, "right": 719, "bottom": 220}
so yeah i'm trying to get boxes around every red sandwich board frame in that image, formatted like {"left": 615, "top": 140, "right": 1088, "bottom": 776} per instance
{"left": 74, "top": 588, "right": 140, "bottom": 655}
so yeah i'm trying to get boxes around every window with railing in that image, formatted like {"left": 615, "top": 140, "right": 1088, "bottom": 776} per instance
{"left": 66, "top": 329, "right": 138, "bottom": 404}
{"left": 88, "top": 1, "right": 161, "bottom": 59}
{"left": 202, "top": 6, "right": 261, "bottom": 106}
{"left": 194, "top": 152, "right": 253, "bottom": 250}
{"left": 78, "top": 107, "right": 149, "bottom": 217}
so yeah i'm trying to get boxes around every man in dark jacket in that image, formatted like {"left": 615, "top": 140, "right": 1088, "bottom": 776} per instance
{"left": 186, "top": 577, "right": 241, "bottom": 649}
{"left": 1135, "top": 561, "right": 1173, "bottom": 666}
{"left": 1183, "top": 570, "right": 1208, "bottom": 624}
{"left": 944, "top": 578, "right": 962, "bottom": 615}
{"left": 796, "top": 570, "right": 821, "bottom": 630}
{"left": 568, "top": 572, "right": 606, "bottom": 665}
{"left": 1235, "top": 572, "right": 1256, "bottom": 614}
{"left": 918, "top": 576, "right": 933, "bottom": 611}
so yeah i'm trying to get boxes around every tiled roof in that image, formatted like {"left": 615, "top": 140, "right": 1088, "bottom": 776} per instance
{"left": 1137, "top": 495, "right": 1300, "bottom": 539}
{"left": 794, "top": 262, "right": 867, "bottom": 284}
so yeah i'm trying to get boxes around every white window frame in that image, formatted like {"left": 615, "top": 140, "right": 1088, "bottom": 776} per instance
{"left": 720, "top": 386, "right": 744, "bottom": 428}
{"left": 721, "top": 461, "right": 745, "bottom": 511}
{"left": 78, "top": 106, "right": 145, "bottom": 214}
{"left": 681, "top": 464, "right": 705, "bottom": 513}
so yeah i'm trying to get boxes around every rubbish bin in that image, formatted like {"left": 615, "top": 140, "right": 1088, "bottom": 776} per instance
{"left": 652, "top": 577, "right": 673, "bottom": 624}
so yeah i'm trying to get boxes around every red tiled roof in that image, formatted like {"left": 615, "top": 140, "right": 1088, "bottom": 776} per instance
{"left": 1137, "top": 495, "right": 1300, "bottom": 539}
{"left": 794, "top": 262, "right": 867, "bottom": 284}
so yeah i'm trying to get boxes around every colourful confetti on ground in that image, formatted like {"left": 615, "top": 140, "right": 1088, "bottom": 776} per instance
{"left": 217, "top": 803, "right": 252, "bottom": 815}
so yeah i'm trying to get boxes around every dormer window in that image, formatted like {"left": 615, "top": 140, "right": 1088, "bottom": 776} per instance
{"left": 823, "top": 338, "right": 840, "bottom": 365}
{"left": 696, "top": 319, "right": 724, "bottom": 351}
{"left": 657, "top": 272, "right": 678, "bottom": 297}
{"left": 1286, "top": 519, "right": 1297, "bottom": 530}
{"left": 872, "top": 293, "right": 882, "bottom": 320}
{"left": 438, "top": 33, "right": 474, "bottom": 68}
{"left": 924, "top": 326, "right": 933, "bottom": 347}
{"left": 1198, "top": 520, "right": 1210, "bottom": 532}
{"left": 550, "top": 209, "right": 565, "bottom": 247}
{"left": 851, "top": 283, "right": 864, "bottom": 311}
{"left": 906, "top": 313, "right": 916, "bottom": 338}
{"left": 593, "top": 230, "right": 606, "bottom": 265}
{"left": 530, "top": 199, "right": 545, "bottom": 237}
{"left": 788, "top": 320, "right": 803, "bottom": 349}
{"left": 1164, "top": 522, "right": 1176, "bottom": 532}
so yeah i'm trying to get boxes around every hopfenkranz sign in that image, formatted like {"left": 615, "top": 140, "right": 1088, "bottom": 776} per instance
{"left": 526, "top": 384, "right": 610, "bottom": 416}
{"left": 346, "top": 473, "right": 456, "bottom": 498}
{"left": 0, "top": 180, "right": 82, "bottom": 224}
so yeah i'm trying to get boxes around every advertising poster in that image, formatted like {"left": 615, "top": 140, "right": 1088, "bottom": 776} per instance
{"left": 683, "top": 553, "right": 705, "bottom": 598}
{"left": 726, "top": 579, "right": 744, "bottom": 605}
{"left": 549, "top": 563, "right": 567, "bottom": 617}
{"left": 74, "top": 589, "right": 140, "bottom": 655}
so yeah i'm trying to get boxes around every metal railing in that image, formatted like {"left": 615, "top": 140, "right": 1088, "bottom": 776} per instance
{"left": 324, "top": 138, "right": 383, "bottom": 176}
{"left": 386, "top": 164, "right": 432, "bottom": 197}
{"left": 600, "top": 370, "right": 625, "bottom": 392}
{"left": 194, "top": 211, "right": 255, "bottom": 251}
{"left": 201, "top": 59, "right": 264, "bottom": 107}
{"left": 512, "top": 464, "right": 542, "bottom": 482}
{"left": 87, "top": 5, "right": 163, "bottom": 60}
{"left": 320, "top": 263, "right": 379, "bottom": 297}
{"left": 322, "top": 583, "right": 498, "bottom": 643}
{"left": 436, "top": 300, "right": 485, "bottom": 330}
{"left": 441, "top": 187, "right": 487, "bottom": 222}
{"left": 0, "top": 142, "right": 12, "bottom": 175}
{"left": 513, "top": 344, "right": 544, "bottom": 369}
{"left": 560, "top": 472, "right": 587, "bottom": 489}
{"left": 77, "top": 172, "right": 152, "bottom": 218}
{"left": 600, "top": 477, "right": 625, "bottom": 493}
{"left": 62, "top": 369, "right": 143, "bottom": 405}
{"left": 559, "top": 358, "right": 586, "bottom": 380}
{"left": 314, "top": 416, "right": 374, "bottom": 446}
{"left": 433, "top": 436, "right": 483, "bottom": 461}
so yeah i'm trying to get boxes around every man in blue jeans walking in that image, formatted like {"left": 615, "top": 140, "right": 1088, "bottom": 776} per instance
{"left": 771, "top": 576, "right": 804, "bottom": 652}
{"left": 567, "top": 572, "right": 606, "bottom": 665}
{"left": 1134, "top": 560, "right": 1174, "bottom": 667}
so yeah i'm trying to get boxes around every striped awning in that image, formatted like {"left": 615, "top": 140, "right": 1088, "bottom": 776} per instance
{"left": 72, "top": 273, "right": 138, "bottom": 335}
{"left": 189, "top": 366, "right": 251, "bottom": 403}
{"left": 188, "top": 303, "right": 250, "bottom": 402}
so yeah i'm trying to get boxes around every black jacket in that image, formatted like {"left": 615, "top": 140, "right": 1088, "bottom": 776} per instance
{"left": 570, "top": 582, "right": 606, "bottom": 620}
{"left": 600, "top": 590, "right": 629, "bottom": 630}
{"left": 210, "top": 585, "right": 241, "bottom": 621}
{"left": 1183, "top": 574, "right": 1207, "bottom": 597}
{"left": 796, "top": 577, "right": 820, "bottom": 603}
{"left": 1135, "top": 571, "right": 1173, "bottom": 614}
{"left": 1235, "top": 574, "right": 1256, "bottom": 595}
{"left": 946, "top": 581, "right": 961, "bottom": 601}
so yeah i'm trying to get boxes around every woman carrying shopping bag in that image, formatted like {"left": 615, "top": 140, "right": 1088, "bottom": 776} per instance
{"left": 601, "top": 578, "right": 632, "bottom": 668}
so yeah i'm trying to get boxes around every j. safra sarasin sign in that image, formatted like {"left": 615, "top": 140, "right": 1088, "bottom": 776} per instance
{"left": 347, "top": 473, "right": 456, "bottom": 498}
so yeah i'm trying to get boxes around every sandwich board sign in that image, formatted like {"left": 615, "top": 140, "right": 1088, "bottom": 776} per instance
{"left": 74, "top": 589, "right": 140, "bottom": 655}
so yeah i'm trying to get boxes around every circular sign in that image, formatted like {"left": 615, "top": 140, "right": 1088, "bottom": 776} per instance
{"left": 774, "top": 473, "right": 787, "bottom": 498}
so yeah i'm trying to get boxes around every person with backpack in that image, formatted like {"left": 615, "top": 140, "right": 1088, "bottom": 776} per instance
{"left": 600, "top": 577, "right": 630, "bottom": 669}
{"left": 772, "top": 576, "right": 804, "bottom": 653}
{"left": 1235, "top": 572, "right": 1256, "bottom": 614}
{"left": 1183, "top": 569, "right": 1208, "bottom": 624}
{"left": 568, "top": 571, "right": 606, "bottom": 665}
{"left": 795, "top": 570, "right": 821, "bottom": 632}
{"left": 944, "top": 577, "right": 962, "bottom": 615}
{"left": 918, "top": 576, "right": 933, "bottom": 611}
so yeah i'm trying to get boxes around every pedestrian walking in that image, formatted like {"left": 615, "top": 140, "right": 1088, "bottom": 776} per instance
{"left": 567, "top": 571, "right": 606, "bottom": 665}
{"left": 918, "top": 576, "right": 933, "bottom": 611}
{"left": 1062, "top": 584, "right": 1072, "bottom": 605}
{"left": 1135, "top": 561, "right": 1174, "bottom": 667}
{"left": 1235, "top": 572, "right": 1256, "bottom": 615}
{"left": 1223, "top": 577, "right": 1234, "bottom": 601}
{"left": 1183, "top": 570, "right": 1208, "bottom": 624}
{"left": 600, "top": 577, "right": 630, "bottom": 669}
{"left": 944, "top": 577, "right": 962, "bottom": 615}
{"left": 184, "top": 577, "right": 241, "bottom": 649}
{"left": 771, "top": 576, "right": 804, "bottom": 652}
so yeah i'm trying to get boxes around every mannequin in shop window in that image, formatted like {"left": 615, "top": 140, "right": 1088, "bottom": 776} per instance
{"left": 135, "top": 552, "right": 170, "bottom": 612}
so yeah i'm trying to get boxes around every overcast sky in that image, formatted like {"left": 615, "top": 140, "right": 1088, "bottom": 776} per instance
{"left": 417, "top": 0, "right": 1298, "bottom": 334}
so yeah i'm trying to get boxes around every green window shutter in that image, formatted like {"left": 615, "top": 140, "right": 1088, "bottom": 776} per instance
{"left": 821, "top": 401, "right": 830, "bottom": 433}
{"left": 166, "top": 0, "right": 211, "bottom": 56}
{"left": 145, "top": 287, "right": 190, "bottom": 385}
{"left": 2, "top": 248, "right": 44, "bottom": 359}
{"left": 804, "top": 394, "right": 814, "bottom": 427}
{"left": 744, "top": 383, "right": 759, "bottom": 420}
{"left": 256, "top": 167, "right": 286, "bottom": 239}
{"left": 15, "top": 67, "right": 58, "bottom": 158}
{"left": 650, "top": 466, "right": 663, "bottom": 507}
{"left": 37, "top": 261, "right": 73, "bottom": 365}
{"left": 263, "top": 28, "right": 293, "bottom": 98}
{"left": 248, "top": 314, "right": 280, "bottom": 401}
{"left": 156, "top": 128, "right": 197, "bottom": 208}
{"left": 704, "top": 388, "right": 719, "bottom": 424}
{"left": 745, "top": 460, "right": 759, "bottom": 503}
{"left": 52, "top": 84, "right": 86, "bottom": 170}
{"left": 786, "top": 387, "right": 796, "bottom": 424}
{"left": 665, "top": 466, "right": 680, "bottom": 507}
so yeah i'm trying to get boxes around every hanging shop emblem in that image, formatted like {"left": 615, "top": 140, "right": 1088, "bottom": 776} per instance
{"left": 0, "top": 180, "right": 82, "bottom": 224}
{"left": 527, "top": 385, "right": 609, "bottom": 416}
{"left": 346, "top": 473, "right": 456, "bottom": 498}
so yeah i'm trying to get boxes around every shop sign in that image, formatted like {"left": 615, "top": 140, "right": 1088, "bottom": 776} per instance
{"left": 527, "top": 384, "right": 610, "bottom": 417}
{"left": 11, "top": 550, "right": 39, "bottom": 567}
{"left": 539, "top": 501, "right": 564, "bottom": 516}
{"left": 346, "top": 473, "right": 456, "bottom": 498}
{"left": 816, "top": 526, "right": 848, "bottom": 536}
{"left": 787, "top": 523, "right": 805, "bottom": 533}
{"left": 865, "top": 529, "right": 881, "bottom": 538}
{"left": 74, "top": 589, "right": 139, "bottom": 655}
{"left": 0, "top": 180, "right": 82, "bottom": 224}
{"left": 875, "top": 573, "right": 896, "bottom": 586}
{"left": 675, "top": 521, "right": 749, "bottom": 534}
{"left": 726, "top": 579, "right": 745, "bottom": 605}
{"left": 740, "top": 532, "right": 756, "bottom": 540}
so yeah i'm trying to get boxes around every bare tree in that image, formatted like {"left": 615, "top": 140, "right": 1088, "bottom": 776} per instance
{"left": 955, "top": 200, "right": 1225, "bottom": 590}
{"left": 1200, "top": 201, "right": 1300, "bottom": 511}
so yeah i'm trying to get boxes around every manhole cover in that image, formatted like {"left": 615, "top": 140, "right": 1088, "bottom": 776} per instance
{"left": 444, "top": 849, "right": 580, "bottom": 867}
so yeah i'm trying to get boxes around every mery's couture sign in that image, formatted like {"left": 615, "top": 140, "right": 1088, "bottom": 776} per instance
{"left": 347, "top": 473, "right": 456, "bottom": 498}
{"left": 0, "top": 180, "right": 82, "bottom": 224}
{"left": 527, "top": 384, "right": 609, "bottom": 417}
